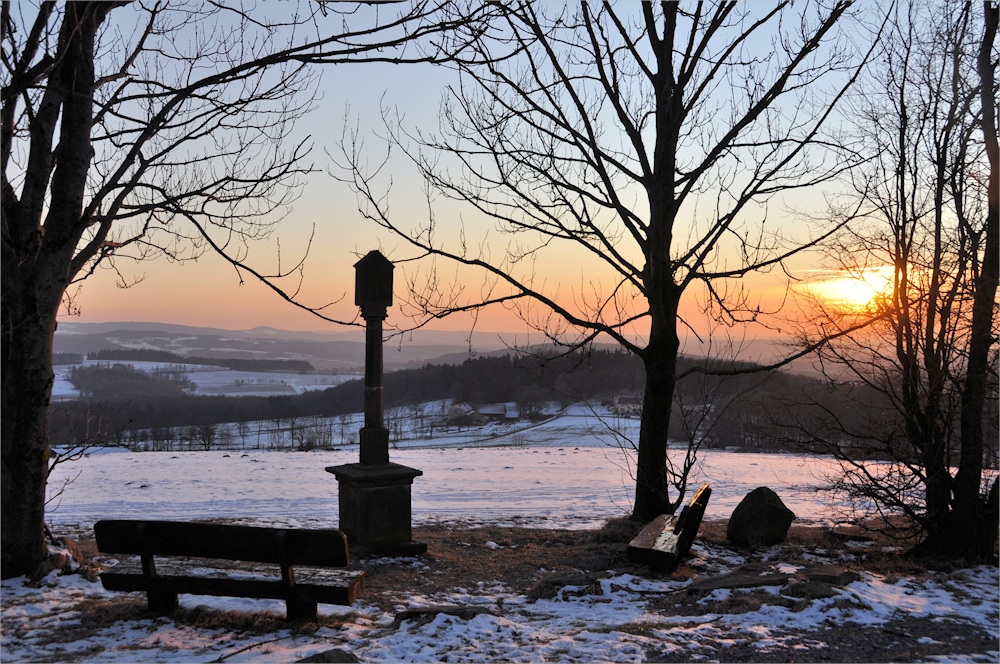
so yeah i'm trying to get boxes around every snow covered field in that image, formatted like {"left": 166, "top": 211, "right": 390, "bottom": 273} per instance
{"left": 44, "top": 406, "right": 844, "bottom": 531}
{"left": 4, "top": 414, "right": 998, "bottom": 662}
{"left": 52, "top": 360, "right": 354, "bottom": 399}
{"left": 44, "top": 447, "right": 842, "bottom": 533}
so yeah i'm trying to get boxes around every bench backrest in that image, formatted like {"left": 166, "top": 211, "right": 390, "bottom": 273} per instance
{"left": 94, "top": 520, "right": 349, "bottom": 567}
{"left": 673, "top": 483, "right": 712, "bottom": 559}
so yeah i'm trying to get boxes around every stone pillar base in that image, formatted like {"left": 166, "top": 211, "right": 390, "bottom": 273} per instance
{"left": 326, "top": 462, "right": 426, "bottom": 556}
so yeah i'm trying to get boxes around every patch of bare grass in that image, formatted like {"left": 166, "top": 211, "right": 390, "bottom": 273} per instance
{"left": 28, "top": 643, "right": 108, "bottom": 663}
{"left": 592, "top": 619, "right": 661, "bottom": 636}
{"left": 589, "top": 517, "right": 645, "bottom": 544}
{"left": 697, "top": 519, "right": 936, "bottom": 577}
{"left": 171, "top": 605, "right": 351, "bottom": 634}
{"left": 360, "top": 523, "right": 637, "bottom": 611}
{"left": 38, "top": 597, "right": 152, "bottom": 645}
{"left": 75, "top": 597, "right": 150, "bottom": 625}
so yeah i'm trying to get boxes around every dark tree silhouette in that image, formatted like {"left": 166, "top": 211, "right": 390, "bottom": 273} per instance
{"left": 339, "top": 1, "right": 878, "bottom": 521}
{"left": 786, "top": 1, "right": 998, "bottom": 560}
{"left": 1, "top": 1, "right": 480, "bottom": 578}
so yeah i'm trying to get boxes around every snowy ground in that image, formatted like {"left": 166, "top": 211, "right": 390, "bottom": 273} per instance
{"left": 43, "top": 447, "right": 842, "bottom": 533}
{"left": 52, "top": 360, "right": 354, "bottom": 399}
{"left": 43, "top": 406, "right": 845, "bottom": 531}
{"left": 4, "top": 414, "right": 999, "bottom": 662}
{"left": 4, "top": 548, "right": 997, "bottom": 663}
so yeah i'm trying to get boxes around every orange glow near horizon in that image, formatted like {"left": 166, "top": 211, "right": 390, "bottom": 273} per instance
{"left": 66, "top": 194, "right": 804, "bottom": 344}
{"left": 68, "top": 248, "right": 795, "bottom": 352}
{"left": 807, "top": 266, "right": 894, "bottom": 311}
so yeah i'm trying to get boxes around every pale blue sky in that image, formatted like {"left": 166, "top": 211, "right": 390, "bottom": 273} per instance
{"left": 69, "top": 3, "right": 875, "bottom": 340}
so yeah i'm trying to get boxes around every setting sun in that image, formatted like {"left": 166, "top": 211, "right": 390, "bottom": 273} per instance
{"left": 811, "top": 266, "right": 894, "bottom": 310}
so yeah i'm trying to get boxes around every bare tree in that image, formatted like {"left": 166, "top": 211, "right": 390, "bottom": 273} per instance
{"left": 339, "top": 1, "right": 878, "bottom": 520}
{"left": 1, "top": 1, "right": 480, "bottom": 578}
{"left": 785, "top": 2, "right": 998, "bottom": 559}
{"left": 286, "top": 416, "right": 304, "bottom": 450}
{"left": 957, "top": 0, "right": 1000, "bottom": 557}
{"left": 337, "top": 413, "right": 353, "bottom": 446}
{"left": 236, "top": 419, "right": 250, "bottom": 449}
{"left": 408, "top": 402, "right": 426, "bottom": 438}
{"left": 386, "top": 405, "right": 407, "bottom": 447}
{"left": 313, "top": 420, "right": 334, "bottom": 450}
{"left": 195, "top": 422, "right": 217, "bottom": 451}
{"left": 149, "top": 425, "right": 174, "bottom": 452}
{"left": 181, "top": 426, "right": 197, "bottom": 450}
{"left": 217, "top": 423, "right": 234, "bottom": 449}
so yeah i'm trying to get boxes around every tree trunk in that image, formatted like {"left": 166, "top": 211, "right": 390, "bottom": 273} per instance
{"left": 1, "top": 267, "right": 65, "bottom": 578}
{"left": 957, "top": 0, "right": 999, "bottom": 518}
{"left": 950, "top": 0, "right": 1000, "bottom": 560}
{"left": 632, "top": 303, "right": 681, "bottom": 522}
{"left": 631, "top": 4, "right": 684, "bottom": 524}
{"left": 913, "top": 477, "right": 999, "bottom": 561}
{"left": 1, "top": 3, "right": 107, "bottom": 579}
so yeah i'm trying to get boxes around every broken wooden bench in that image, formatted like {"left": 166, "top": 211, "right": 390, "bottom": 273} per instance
{"left": 626, "top": 483, "right": 712, "bottom": 572}
{"left": 94, "top": 520, "right": 365, "bottom": 620}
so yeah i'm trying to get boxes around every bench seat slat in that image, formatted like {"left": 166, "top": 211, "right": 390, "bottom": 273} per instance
{"left": 94, "top": 520, "right": 349, "bottom": 567}
{"left": 100, "top": 559, "right": 364, "bottom": 605}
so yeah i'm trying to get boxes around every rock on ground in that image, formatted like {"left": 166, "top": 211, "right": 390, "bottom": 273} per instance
{"left": 727, "top": 487, "right": 796, "bottom": 548}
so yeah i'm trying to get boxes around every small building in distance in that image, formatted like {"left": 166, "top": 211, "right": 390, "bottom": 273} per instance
{"left": 448, "top": 402, "right": 521, "bottom": 426}
{"left": 475, "top": 403, "right": 507, "bottom": 420}
{"left": 610, "top": 395, "right": 643, "bottom": 416}
{"left": 447, "top": 403, "right": 486, "bottom": 427}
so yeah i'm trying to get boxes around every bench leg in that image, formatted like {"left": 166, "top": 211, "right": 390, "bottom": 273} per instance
{"left": 286, "top": 597, "right": 317, "bottom": 621}
{"left": 147, "top": 585, "right": 179, "bottom": 614}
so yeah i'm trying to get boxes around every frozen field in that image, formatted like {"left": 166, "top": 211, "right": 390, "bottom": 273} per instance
{"left": 52, "top": 360, "right": 355, "bottom": 399}
{"left": 46, "top": 412, "right": 843, "bottom": 532}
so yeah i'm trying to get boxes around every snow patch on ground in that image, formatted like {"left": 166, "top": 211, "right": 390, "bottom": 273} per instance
{"left": 6, "top": 431, "right": 998, "bottom": 662}
{"left": 4, "top": 560, "right": 996, "bottom": 662}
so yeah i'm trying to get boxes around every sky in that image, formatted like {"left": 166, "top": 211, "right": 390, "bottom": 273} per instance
{"left": 72, "top": 55, "right": 462, "bottom": 333}
{"left": 65, "top": 3, "right": 853, "bottom": 341}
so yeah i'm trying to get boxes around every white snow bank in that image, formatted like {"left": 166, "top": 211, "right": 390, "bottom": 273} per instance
{"left": 45, "top": 447, "right": 843, "bottom": 532}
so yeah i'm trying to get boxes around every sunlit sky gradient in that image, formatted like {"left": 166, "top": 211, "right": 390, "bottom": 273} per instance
{"left": 72, "top": 60, "right": 458, "bottom": 332}
{"left": 806, "top": 267, "right": 895, "bottom": 311}
{"left": 67, "top": 10, "right": 841, "bottom": 344}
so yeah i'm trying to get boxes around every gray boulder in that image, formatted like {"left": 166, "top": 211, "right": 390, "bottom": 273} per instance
{"left": 727, "top": 487, "right": 796, "bottom": 548}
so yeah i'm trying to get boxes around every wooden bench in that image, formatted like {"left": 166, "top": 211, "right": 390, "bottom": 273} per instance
{"left": 94, "top": 520, "right": 365, "bottom": 620}
{"left": 626, "top": 483, "right": 712, "bottom": 572}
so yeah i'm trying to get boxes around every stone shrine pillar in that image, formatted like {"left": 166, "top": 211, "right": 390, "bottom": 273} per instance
{"left": 327, "top": 251, "right": 426, "bottom": 556}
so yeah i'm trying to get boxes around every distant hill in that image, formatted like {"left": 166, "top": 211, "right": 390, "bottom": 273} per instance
{"left": 54, "top": 321, "right": 823, "bottom": 376}
{"left": 87, "top": 348, "right": 315, "bottom": 373}
{"left": 49, "top": 345, "right": 837, "bottom": 455}
{"left": 54, "top": 322, "right": 509, "bottom": 371}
